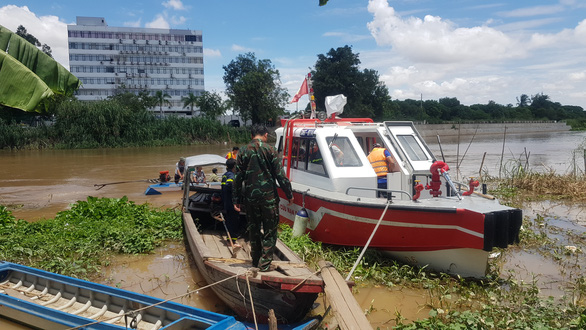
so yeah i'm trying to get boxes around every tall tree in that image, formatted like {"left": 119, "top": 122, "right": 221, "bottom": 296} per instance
{"left": 223, "top": 52, "right": 289, "bottom": 124}
{"left": 15, "top": 25, "right": 53, "bottom": 58}
{"left": 516, "top": 94, "right": 530, "bottom": 107}
{"left": 153, "top": 91, "right": 171, "bottom": 117}
{"left": 311, "top": 45, "right": 391, "bottom": 119}
{"left": 181, "top": 92, "right": 198, "bottom": 116}
{"left": 195, "top": 91, "right": 226, "bottom": 119}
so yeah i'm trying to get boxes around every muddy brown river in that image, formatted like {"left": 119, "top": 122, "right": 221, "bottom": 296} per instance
{"left": 1, "top": 131, "right": 585, "bottom": 328}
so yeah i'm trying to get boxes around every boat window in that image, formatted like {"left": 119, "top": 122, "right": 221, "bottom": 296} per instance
{"left": 397, "top": 135, "right": 428, "bottom": 161}
{"left": 325, "top": 136, "right": 362, "bottom": 167}
{"left": 291, "top": 138, "right": 307, "bottom": 170}
{"left": 307, "top": 139, "right": 325, "bottom": 175}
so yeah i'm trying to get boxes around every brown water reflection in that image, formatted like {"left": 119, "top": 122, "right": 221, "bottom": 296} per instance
{"left": 99, "top": 243, "right": 228, "bottom": 315}
{"left": 0, "top": 145, "right": 226, "bottom": 221}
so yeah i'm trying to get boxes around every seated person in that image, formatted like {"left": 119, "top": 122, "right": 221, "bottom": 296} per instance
{"left": 208, "top": 168, "right": 221, "bottom": 182}
{"left": 367, "top": 143, "right": 397, "bottom": 196}
{"left": 193, "top": 166, "right": 206, "bottom": 184}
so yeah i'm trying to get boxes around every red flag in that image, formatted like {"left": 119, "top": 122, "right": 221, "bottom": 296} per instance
{"left": 291, "top": 78, "right": 308, "bottom": 103}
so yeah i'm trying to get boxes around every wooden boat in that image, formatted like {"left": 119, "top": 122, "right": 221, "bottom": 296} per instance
{"left": 272, "top": 93, "right": 522, "bottom": 278}
{"left": 0, "top": 261, "right": 248, "bottom": 330}
{"left": 181, "top": 154, "right": 325, "bottom": 325}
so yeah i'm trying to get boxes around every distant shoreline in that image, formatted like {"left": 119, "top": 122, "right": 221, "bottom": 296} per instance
{"left": 414, "top": 121, "right": 571, "bottom": 137}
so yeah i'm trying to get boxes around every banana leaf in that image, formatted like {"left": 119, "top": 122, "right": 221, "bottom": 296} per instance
{"left": 0, "top": 49, "right": 54, "bottom": 112}
{"left": 0, "top": 25, "right": 81, "bottom": 112}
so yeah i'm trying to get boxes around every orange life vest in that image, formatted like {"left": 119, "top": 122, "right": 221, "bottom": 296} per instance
{"left": 367, "top": 148, "right": 388, "bottom": 177}
{"left": 226, "top": 151, "right": 237, "bottom": 159}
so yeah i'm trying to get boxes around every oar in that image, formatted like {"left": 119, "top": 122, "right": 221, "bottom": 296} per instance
{"left": 94, "top": 179, "right": 157, "bottom": 190}
{"left": 218, "top": 212, "right": 241, "bottom": 257}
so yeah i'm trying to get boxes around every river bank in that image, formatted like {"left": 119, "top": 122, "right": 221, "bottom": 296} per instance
{"left": 415, "top": 121, "right": 571, "bottom": 138}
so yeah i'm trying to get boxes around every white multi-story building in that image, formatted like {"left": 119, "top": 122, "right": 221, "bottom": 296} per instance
{"left": 67, "top": 16, "right": 204, "bottom": 116}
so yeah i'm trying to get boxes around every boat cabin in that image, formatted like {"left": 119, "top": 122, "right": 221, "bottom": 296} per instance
{"left": 275, "top": 119, "right": 443, "bottom": 201}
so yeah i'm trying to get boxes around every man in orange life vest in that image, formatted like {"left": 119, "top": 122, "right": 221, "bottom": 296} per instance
{"left": 367, "top": 143, "right": 397, "bottom": 196}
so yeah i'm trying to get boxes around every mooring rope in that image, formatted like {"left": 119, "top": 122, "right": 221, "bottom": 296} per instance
{"left": 291, "top": 268, "right": 322, "bottom": 291}
{"left": 66, "top": 271, "right": 244, "bottom": 330}
{"left": 345, "top": 200, "right": 391, "bottom": 281}
{"left": 246, "top": 274, "right": 258, "bottom": 330}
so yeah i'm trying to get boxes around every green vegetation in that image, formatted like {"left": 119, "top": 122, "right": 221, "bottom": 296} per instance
{"left": 312, "top": 45, "right": 392, "bottom": 119}
{"left": 0, "top": 99, "right": 250, "bottom": 149}
{"left": 191, "top": 91, "right": 227, "bottom": 120}
{"left": 0, "top": 196, "right": 182, "bottom": 279}
{"left": 223, "top": 52, "right": 289, "bottom": 125}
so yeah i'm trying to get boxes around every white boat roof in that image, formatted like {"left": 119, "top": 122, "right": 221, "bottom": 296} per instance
{"left": 185, "top": 154, "right": 227, "bottom": 168}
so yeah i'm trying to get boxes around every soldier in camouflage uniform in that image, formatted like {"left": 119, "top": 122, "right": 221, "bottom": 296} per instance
{"left": 233, "top": 124, "right": 294, "bottom": 272}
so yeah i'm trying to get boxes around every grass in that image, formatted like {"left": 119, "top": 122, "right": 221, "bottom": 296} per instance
{"left": 0, "top": 99, "right": 250, "bottom": 150}
{"left": 0, "top": 196, "right": 183, "bottom": 279}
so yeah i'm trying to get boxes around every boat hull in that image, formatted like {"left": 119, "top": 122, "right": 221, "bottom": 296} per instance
{"left": 145, "top": 182, "right": 183, "bottom": 195}
{"left": 182, "top": 211, "right": 322, "bottom": 324}
{"left": 0, "top": 261, "right": 246, "bottom": 330}
{"left": 278, "top": 188, "right": 521, "bottom": 278}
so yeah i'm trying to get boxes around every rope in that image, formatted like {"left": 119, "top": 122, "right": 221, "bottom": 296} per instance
{"left": 66, "top": 272, "right": 243, "bottom": 330}
{"left": 291, "top": 269, "right": 322, "bottom": 291}
{"left": 345, "top": 200, "right": 391, "bottom": 281}
{"left": 246, "top": 274, "right": 258, "bottom": 330}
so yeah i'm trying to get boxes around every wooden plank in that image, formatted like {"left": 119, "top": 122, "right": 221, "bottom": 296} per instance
{"left": 318, "top": 260, "right": 372, "bottom": 330}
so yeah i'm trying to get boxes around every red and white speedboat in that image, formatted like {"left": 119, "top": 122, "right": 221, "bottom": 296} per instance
{"left": 275, "top": 102, "right": 521, "bottom": 278}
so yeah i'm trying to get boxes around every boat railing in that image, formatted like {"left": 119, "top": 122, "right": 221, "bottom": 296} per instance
{"left": 345, "top": 187, "right": 412, "bottom": 201}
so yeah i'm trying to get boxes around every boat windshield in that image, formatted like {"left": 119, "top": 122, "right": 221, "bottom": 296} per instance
{"left": 396, "top": 135, "right": 429, "bottom": 161}
{"left": 325, "top": 136, "right": 362, "bottom": 167}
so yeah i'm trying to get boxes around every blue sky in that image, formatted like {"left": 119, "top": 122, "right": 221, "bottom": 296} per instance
{"left": 2, "top": 0, "right": 586, "bottom": 111}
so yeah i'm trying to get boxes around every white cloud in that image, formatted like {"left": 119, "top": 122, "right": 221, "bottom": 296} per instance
{"left": 322, "top": 31, "right": 372, "bottom": 42}
{"left": 231, "top": 44, "right": 254, "bottom": 52}
{"left": 146, "top": 14, "right": 170, "bottom": 29}
{"left": 0, "top": 5, "right": 70, "bottom": 68}
{"left": 162, "top": 0, "right": 185, "bottom": 11}
{"left": 123, "top": 19, "right": 142, "bottom": 28}
{"left": 498, "top": 5, "right": 565, "bottom": 18}
{"left": 204, "top": 48, "right": 222, "bottom": 58}
{"left": 171, "top": 16, "right": 186, "bottom": 25}
{"left": 366, "top": 0, "right": 522, "bottom": 64}
{"left": 361, "top": 0, "right": 586, "bottom": 108}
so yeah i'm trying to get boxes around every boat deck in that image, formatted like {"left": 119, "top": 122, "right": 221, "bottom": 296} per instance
{"left": 200, "top": 229, "right": 321, "bottom": 280}
{"left": 0, "top": 278, "right": 165, "bottom": 330}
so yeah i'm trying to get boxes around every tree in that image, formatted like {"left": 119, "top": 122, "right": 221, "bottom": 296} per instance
{"left": 181, "top": 92, "right": 198, "bottom": 116}
{"left": 223, "top": 52, "right": 289, "bottom": 124}
{"left": 516, "top": 94, "right": 530, "bottom": 107}
{"left": 15, "top": 25, "right": 53, "bottom": 58}
{"left": 311, "top": 45, "right": 391, "bottom": 119}
{"left": 153, "top": 91, "right": 171, "bottom": 117}
{"left": 194, "top": 91, "right": 226, "bottom": 119}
